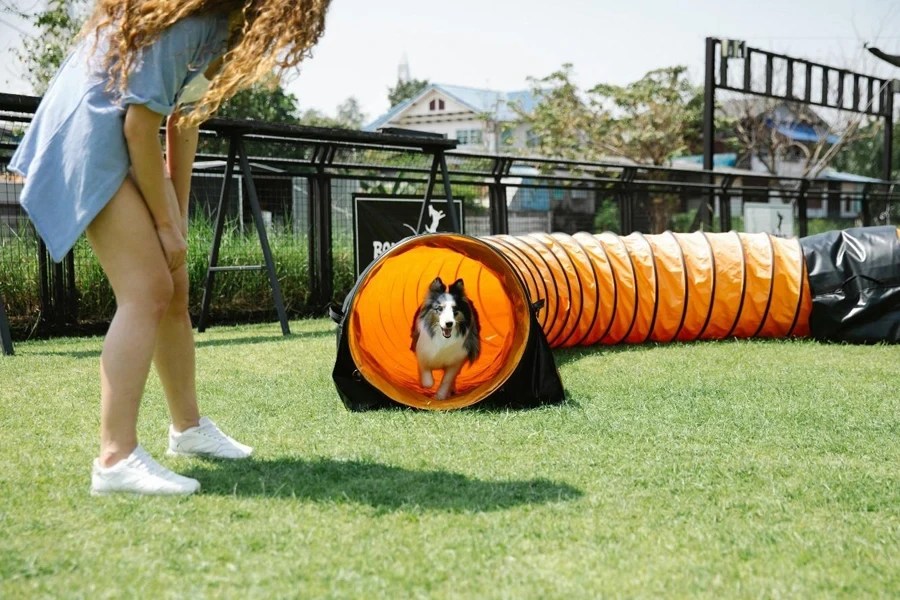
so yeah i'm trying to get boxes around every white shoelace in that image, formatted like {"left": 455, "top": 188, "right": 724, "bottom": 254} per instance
{"left": 128, "top": 447, "right": 176, "bottom": 479}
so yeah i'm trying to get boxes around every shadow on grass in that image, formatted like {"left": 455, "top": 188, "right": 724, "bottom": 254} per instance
{"left": 24, "top": 329, "right": 334, "bottom": 359}
{"left": 184, "top": 457, "right": 583, "bottom": 512}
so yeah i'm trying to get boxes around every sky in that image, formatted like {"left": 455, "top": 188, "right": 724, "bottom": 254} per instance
{"left": 2, "top": 0, "right": 900, "bottom": 126}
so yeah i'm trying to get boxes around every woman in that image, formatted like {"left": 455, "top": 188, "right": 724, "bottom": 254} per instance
{"left": 9, "top": 0, "right": 332, "bottom": 495}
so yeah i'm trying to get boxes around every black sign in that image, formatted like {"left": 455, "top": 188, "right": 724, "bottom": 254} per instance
{"left": 353, "top": 195, "right": 464, "bottom": 277}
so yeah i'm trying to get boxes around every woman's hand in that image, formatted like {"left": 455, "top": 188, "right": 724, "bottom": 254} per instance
{"left": 156, "top": 221, "right": 187, "bottom": 272}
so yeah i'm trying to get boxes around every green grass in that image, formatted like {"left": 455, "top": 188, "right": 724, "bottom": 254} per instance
{"left": 1, "top": 322, "right": 900, "bottom": 598}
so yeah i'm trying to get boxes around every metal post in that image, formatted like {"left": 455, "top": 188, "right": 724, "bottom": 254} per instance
{"left": 38, "top": 239, "right": 50, "bottom": 328}
{"left": 861, "top": 184, "right": 871, "bottom": 227}
{"left": 703, "top": 37, "right": 716, "bottom": 173}
{"left": 797, "top": 180, "right": 810, "bottom": 238}
{"left": 198, "top": 137, "right": 238, "bottom": 333}
{"left": 488, "top": 157, "right": 508, "bottom": 235}
{"left": 884, "top": 89, "right": 894, "bottom": 181}
{"left": 492, "top": 180, "right": 509, "bottom": 236}
{"left": 52, "top": 260, "right": 64, "bottom": 330}
{"left": 719, "top": 174, "right": 735, "bottom": 232}
{"left": 0, "top": 290, "right": 13, "bottom": 356}
{"left": 618, "top": 167, "right": 636, "bottom": 234}
{"left": 703, "top": 38, "right": 717, "bottom": 235}
{"left": 237, "top": 138, "right": 291, "bottom": 336}
{"left": 315, "top": 168, "right": 334, "bottom": 305}
{"left": 306, "top": 173, "right": 318, "bottom": 303}
{"left": 65, "top": 250, "right": 77, "bottom": 323}
{"left": 416, "top": 154, "right": 441, "bottom": 234}
{"left": 438, "top": 153, "right": 460, "bottom": 233}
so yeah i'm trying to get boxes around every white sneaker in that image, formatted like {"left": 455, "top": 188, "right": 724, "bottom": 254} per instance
{"left": 91, "top": 445, "right": 200, "bottom": 496}
{"left": 167, "top": 417, "right": 253, "bottom": 460}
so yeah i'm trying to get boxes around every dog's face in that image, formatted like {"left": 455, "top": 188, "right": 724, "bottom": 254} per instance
{"left": 422, "top": 277, "right": 474, "bottom": 339}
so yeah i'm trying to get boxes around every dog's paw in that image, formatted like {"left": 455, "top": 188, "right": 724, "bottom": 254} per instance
{"left": 420, "top": 372, "right": 434, "bottom": 388}
{"left": 434, "top": 388, "right": 451, "bottom": 401}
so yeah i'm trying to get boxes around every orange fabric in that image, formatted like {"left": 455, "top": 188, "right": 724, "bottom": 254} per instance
{"left": 594, "top": 232, "right": 637, "bottom": 344}
{"left": 675, "top": 232, "right": 714, "bottom": 342}
{"left": 346, "top": 230, "right": 814, "bottom": 410}
{"left": 487, "top": 230, "right": 809, "bottom": 348}
{"left": 622, "top": 234, "right": 658, "bottom": 343}
{"left": 347, "top": 235, "right": 531, "bottom": 410}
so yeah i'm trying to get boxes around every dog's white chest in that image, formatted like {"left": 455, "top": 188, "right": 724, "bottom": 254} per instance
{"left": 415, "top": 322, "right": 468, "bottom": 369}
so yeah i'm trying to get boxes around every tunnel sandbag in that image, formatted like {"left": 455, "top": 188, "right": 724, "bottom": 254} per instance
{"left": 800, "top": 226, "right": 900, "bottom": 343}
{"left": 331, "top": 233, "right": 565, "bottom": 411}
{"left": 484, "top": 231, "right": 812, "bottom": 348}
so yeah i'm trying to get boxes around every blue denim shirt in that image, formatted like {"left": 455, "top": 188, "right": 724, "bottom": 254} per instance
{"left": 9, "top": 13, "right": 230, "bottom": 262}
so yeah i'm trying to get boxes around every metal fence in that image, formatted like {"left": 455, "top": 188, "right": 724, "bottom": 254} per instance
{"left": 2, "top": 93, "right": 899, "bottom": 338}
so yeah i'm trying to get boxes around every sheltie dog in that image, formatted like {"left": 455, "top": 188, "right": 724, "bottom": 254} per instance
{"left": 411, "top": 277, "right": 481, "bottom": 400}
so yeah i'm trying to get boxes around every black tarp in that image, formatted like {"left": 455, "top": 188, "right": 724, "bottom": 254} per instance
{"left": 800, "top": 226, "right": 900, "bottom": 343}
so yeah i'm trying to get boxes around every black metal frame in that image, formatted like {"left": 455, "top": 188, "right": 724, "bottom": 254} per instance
{"left": 3, "top": 92, "right": 900, "bottom": 341}
{"left": 703, "top": 37, "right": 897, "bottom": 180}
{"left": 197, "top": 135, "right": 291, "bottom": 334}
{"left": 190, "top": 118, "right": 458, "bottom": 333}
{"left": 0, "top": 289, "right": 12, "bottom": 355}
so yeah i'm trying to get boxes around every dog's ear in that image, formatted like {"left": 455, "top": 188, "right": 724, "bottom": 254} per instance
{"left": 429, "top": 277, "right": 445, "bottom": 293}
{"left": 449, "top": 279, "right": 465, "bottom": 295}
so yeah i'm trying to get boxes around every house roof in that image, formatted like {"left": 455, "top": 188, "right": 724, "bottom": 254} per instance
{"left": 718, "top": 98, "right": 828, "bottom": 126}
{"left": 364, "top": 83, "right": 537, "bottom": 132}
{"left": 820, "top": 169, "right": 885, "bottom": 183}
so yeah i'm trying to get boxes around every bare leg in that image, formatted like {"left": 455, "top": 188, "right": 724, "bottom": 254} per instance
{"left": 435, "top": 363, "right": 464, "bottom": 400}
{"left": 85, "top": 175, "right": 174, "bottom": 468}
{"left": 152, "top": 262, "right": 201, "bottom": 433}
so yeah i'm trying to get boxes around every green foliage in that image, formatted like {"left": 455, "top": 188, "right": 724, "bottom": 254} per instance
{"left": 215, "top": 80, "right": 364, "bottom": 130}
{"left": 590, "top": 66, "right": 703, "bottom": 165}
{"left": 388, "top": 77, "right": 429, "bottom": 108}
{"left": 830, "top": 121, "right": 899, "bottom": 180}
{"left": 592, "top": 198, "right": 619, "bottom": 233}
{"left": 6, "top": 0, "right": 88, "bottom": 94}
{"left": 512, "top": 64, "right": 707, "bottom": 166}
{"left": 216, "top": 82, "right": 304, "bottom": 124}
{"left": 335, "top": 97, "right": 366, "bottom": 129}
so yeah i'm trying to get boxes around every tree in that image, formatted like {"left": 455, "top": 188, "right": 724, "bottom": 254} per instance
{"left": 717, "top": 54, "right": 881, "bottom": 179}
{"left": 336, "top": 97, "right": 366, "bottom": 129}
{"left": 590, "top": 66, "right": 704, "bottom": 166}
{"left": 511, "top": 64, "right": 710, "bottom": 232}
{"left": 387, "top": 78, "right": 429, "bottom": 108}
{"left": 721, "top": 97, "right": 879, "bottom": 178}
{"left": 5, "top": 0, "right": 88, "bottom": 95}
{"left": 511, "top": 64, "right": 706, "bottom": 165}
{"left": 215, "top": 81, "right": 302, "bottom": 124}
{"left": 831, "top": 120, "right": 899, "bottom": 180}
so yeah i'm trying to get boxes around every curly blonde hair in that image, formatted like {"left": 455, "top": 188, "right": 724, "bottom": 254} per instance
{"left": 80, "top": 0, "right": 332, "bottom": 126}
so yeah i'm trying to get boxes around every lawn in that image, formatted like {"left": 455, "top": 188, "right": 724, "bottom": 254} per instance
{"left": 1, "top": 319, "right": 899, "bottom": 598}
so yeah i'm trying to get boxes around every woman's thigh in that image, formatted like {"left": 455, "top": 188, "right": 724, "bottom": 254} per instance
{"left": 85, "top": 174, "right": 173, "bottom": 307}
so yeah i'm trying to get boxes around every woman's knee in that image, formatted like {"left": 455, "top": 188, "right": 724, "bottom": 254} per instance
{"left": 166, "top": 266, "right": 190, "bottom": 315}
{"left": 119, "top": 270, "right": 175, "bottom": 320}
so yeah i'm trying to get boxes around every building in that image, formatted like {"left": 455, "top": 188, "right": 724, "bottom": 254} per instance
{"left": 364, "top": 83, "right": 537, "bottom": 153}
{"left": 718, "top": 99, "right": 840, "bottom": 178}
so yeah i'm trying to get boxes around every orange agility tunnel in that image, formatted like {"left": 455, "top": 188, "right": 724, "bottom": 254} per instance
{"left": 330, "top": 226, "right": 900, "bottom": 412}
{"left": 482, "top": 230, "right": 812, "bottom": 348}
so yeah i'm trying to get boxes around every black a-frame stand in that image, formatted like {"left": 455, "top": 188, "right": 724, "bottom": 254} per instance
{"left": 195, "top": 120, "right": 458, "bottom": 336}
{"left": 0, "top": 290, "right": 13, "bottom": 356}
{"left": 197, "top": 135, "right": 290, "bottom": 335}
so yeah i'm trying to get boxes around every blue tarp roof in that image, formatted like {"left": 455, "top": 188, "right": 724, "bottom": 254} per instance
{"left": 364, "top": 84, "right": 537, "bottom": 131}
{"left": 674, "top": 153, "right": 738, "bottom": 167}
{"left": 821, "top": 169, "right": 884, "bottom": 183}
{"left": 766, "top": 119, "right": 840, "bottom": 144}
